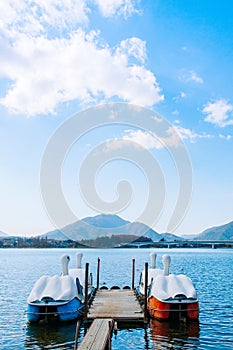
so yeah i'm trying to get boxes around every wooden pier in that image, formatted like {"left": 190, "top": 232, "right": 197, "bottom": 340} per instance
{"left": 74, "top": 259, "right": 147, "bottom": 350}
{"left": 86, "top": 289, "right": 144, "bottom": 322}
{"left": 78, "top": 318, "right": 113, "bottom": 350}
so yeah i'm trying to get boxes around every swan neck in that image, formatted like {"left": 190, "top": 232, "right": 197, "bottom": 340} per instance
{"left": 61, "top": 255, "right": 69, "bottom": 275}
{"left": 150, "top": 252, "right": 157, "bottom": 269}
{"left": 162, "top": 254, "right": 171, "bottom": 276}
{"left": 77, "top": 252, "right": 83, "bottom": 268}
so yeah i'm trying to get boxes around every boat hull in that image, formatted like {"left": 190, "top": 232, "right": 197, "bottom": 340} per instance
{"left": 148, "top": 296, "right": 199, "bottom": 321}
{"left": 27, "top": 297, "right": 83, "bottom": 323}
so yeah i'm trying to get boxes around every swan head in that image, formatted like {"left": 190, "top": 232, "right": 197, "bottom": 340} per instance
{"left": 61, "top": 254, "right": 70, "bottom": 276}
{"left": 162, "top": 254, "right": 171, "bottom": 276}
{"left": 76, "top": 252, "right": 83, "bottom": 269}
{"left": 150, "top": 252, "right": 157, "bottom": 269}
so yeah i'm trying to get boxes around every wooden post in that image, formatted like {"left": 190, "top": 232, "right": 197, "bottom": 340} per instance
{"left": 144, "top": 262, "right": 148, "bottom": 323}
{"left": 108, "top": 320, "right": 113, "bottom": 350}
{"left": 97, "top": 257, "right": 100, "bottom": 290}
{"left": 84, "top": 262, "right": 89, "bottom": 319}
{"left": 132, "top": 258, "right": 135, "bottom": 290}
{"left": 74, "top": 321, "right": 80, "bottom": 350}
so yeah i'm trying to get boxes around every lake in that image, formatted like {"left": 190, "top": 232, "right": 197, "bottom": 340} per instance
{"left": 0, "top": 248, "right": 233, "bottom": 349}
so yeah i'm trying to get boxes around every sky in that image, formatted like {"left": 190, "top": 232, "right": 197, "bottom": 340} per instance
{"left": 0, "top": 0, "right": 233, "bottom": 237}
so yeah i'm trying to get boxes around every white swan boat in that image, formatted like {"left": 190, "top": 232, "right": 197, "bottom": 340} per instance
{"left": 138, "top": 252, "right": 163, "bottom": 297}
{"left": 147, "top": 255, "right": 199, "bottom": 321}
{"left": 27, "top": 253, "right": 94, "bottom": 323}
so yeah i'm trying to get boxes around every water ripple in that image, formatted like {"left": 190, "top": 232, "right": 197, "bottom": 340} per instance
{"left": 0, "top": 248, "right": 233, "bottom": 349}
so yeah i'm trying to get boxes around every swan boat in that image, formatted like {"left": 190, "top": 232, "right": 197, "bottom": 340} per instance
{"left": 138, "top": 252, "right": 163, "bottom": 298}
{"left": 147, "top": 254, "right": 199, "bottom": 321}
{"left": 27, "top": 253, "right": 94, "bottom": 323}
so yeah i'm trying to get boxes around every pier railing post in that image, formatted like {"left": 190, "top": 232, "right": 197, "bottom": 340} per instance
{"left": 132, "top": 258, "right": 135, "bottom": 290}
{"left": 97, "top": 257, "right": 100, "bottom": 290}
{"left": 84, "top": 262, "right": 89, "bottom": 320}
{"left": 144, "top": 262, "right": 148, "bottom": 323}
{"left": 74, "top": 321, "right": 80, "bottom": 350}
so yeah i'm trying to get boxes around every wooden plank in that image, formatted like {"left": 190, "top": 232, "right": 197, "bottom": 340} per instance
{"left": 87, "top": 290, "right": 143, "bottom": 322}
{"left": 78, "top": 318, "right": 113, "bottom": 350}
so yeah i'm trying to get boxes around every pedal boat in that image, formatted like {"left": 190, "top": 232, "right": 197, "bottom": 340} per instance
{"left": 138, "top": 252, "right": 163, "bottom": 298}
{"left": 27, "top": 253, "right": 92, "bottom": 323}
{"left": 147, "top": 255, "right": 199, "bottom": 321}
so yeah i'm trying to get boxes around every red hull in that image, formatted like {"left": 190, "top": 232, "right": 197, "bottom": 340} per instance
{"left": 148, "top": 296, "right": 199, "bottom": 320}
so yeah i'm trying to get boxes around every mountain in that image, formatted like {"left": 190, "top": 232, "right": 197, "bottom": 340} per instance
{"left": 0, "top": 231, "right": 8, "bottom": 237}
{"left": 82, "top": 214, "right": 129, "bottom": 228}
{"left": 196, "top": 221, "right": 233, "bottom": 240}
{"left": 42, "top": 214, "right": 181, "bottom": 242}
{"left": 40, "top": 229, "right": 70, "bottom": 241}
{"left": 181, "top": 234, "right": 199, "bottom": 240}
{"left": 162, "top": 232, "right": 183, "bottom": 241}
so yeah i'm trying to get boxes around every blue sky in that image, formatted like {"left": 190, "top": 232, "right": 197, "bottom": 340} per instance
{"left": 0, "top": 0, "right": 232, "bottom": 237}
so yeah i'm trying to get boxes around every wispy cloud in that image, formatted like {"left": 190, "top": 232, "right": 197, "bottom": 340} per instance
{"left": 116, "top": 37, "right": 146, "bottom": 64}
{"left": 0, "top": 0, "right": 90, "bottom": 37}
{"left": 174, "top": 125, "right": 212, "bottom": 143}
{"left": 219, "top": 134, "right": 232, "bottom": 140}
{"left": 172, "top": 110, "right": 180, "bottom": 116}
{"left": 202, "top": 99, "right": 233, "bottom": 127}
{"left": 108, "top": 124, "right": 212, "bottom": 152}
{"left": 122, "top": 129, "right": 164, "bottom": 149}
{"left": 173, "top": 91, "right": 186, "bottom": 103}
{"left": 179, "top": 69, "right": 204, "bottom": 84}
{"left": 0, "top": 0, "right": 163, "bottom": 116}
{"left": 94, "top": 0, "right": 140, "bottom": 18}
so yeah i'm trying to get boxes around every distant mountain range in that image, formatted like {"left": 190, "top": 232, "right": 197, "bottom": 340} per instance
{"left": 195, "top": 221, "right": 233, "bottom": 240}
{"left": 41, "top": 215, "right": 233, "bottom": 242}
{"left": 41, "top": 214, "right": 180, "bottom": 242}
{"left": 1, "top": 216, "right": 233, "bottom": 242}
{"left": 0, "top": 231, "right": 8, "bottom": 237}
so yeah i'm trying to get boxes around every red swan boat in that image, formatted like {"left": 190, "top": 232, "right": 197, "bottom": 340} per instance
{"left": 147, "top": 254, "right": 199, "bottom": 321}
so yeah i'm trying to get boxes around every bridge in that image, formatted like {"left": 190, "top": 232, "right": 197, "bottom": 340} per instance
{"left": 119, "top": 240, "right": 233, "bottom": 249}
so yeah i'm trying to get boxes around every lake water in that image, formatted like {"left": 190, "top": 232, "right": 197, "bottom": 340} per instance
{"left": 0, "top": 248, "right": 233, "bottom": 349}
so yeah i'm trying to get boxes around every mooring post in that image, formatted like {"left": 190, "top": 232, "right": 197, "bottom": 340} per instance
{"left": 132, "top": 258, "right": 135, "bottom": 290}
{"left": 84, "top": 262, "right": 89, "bottom": 319}
{"left": 97, "top": 257, "right": 100, "bottom": 290}
{"left": 144, "top": 262, "right": 148, "bottom": 323}
{"left": 74, "top": 321, "right": 80, "bottom": 350}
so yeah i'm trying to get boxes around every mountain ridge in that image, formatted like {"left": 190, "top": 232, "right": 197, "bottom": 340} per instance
{"left": 196, "top": 221, "right": 233, "bottom": 240}
{"left": 0, "top": 231, "right": 8, "bottom": 237}
{"left": 2, "top": 216, "right": 232, "bottom": 242}
{"left": 41, "top": 215, "right": 233, "bottom": 242}
{"left": 41, "top": 214, "right": 179, "bottom": 242}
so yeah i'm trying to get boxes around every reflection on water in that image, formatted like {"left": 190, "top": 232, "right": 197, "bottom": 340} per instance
{"left": 149, "top": 319, "right": 200, "bottom": 349}
{"left": 25, "top": 323, "right": 84, "bottom": 350}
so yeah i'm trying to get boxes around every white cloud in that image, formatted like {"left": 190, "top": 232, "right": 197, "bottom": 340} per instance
{"left": 219, "top": 134, "right": 232, "bottom": 140}
{"left": 122, "top": 129, "right": 163, "bottom": 149}
{"left": 102, "top": 129, "right": 182, "bottom": 152}
{"left": 202, "top": 99, "right": 233, "bottom": 128}
{"left": 0, "top": 0, "right": 89, "bottom": 38}
{"left": 173, "top": 91, "right": 186, "bottom": 103}
{"left": 174, "top": 125, "right": 212, "bottom": 143}
{"left": 180, "top": 91, "right": 186, "bottom": 98}
{"left": 202, "top": 99, "right": 233, "bottom": 127}
{"left": 0, "top": 1, "right": 163, "bottom": 116}
{"left": 94, "top": 0, "right": 140, "bottom": 18}
{"left": 116, "top": 37, "right": 146, "bottom": 64}
{"left": 189, "top": 71, "right": 203, "bottom": 84}
{"left": 179, "top": 69, "right": 203, "bottom": 84}
{"left": 117, "top": 124, "right": 212, "bottom": 150}
{"left": 172, "top": 110, "right": 180, "bottom": 116}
